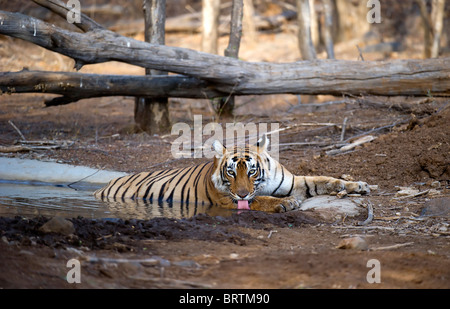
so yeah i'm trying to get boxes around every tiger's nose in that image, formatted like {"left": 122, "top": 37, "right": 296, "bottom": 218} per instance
{"left": 236, "top": 188, "right": 249, "bottom": 198}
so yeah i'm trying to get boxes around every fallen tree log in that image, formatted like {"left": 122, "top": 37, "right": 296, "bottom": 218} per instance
{"left": 0, "top": 8, "right": 449, "bottom": 97}
{"left": 0, "top": 70, "right": 223, "bottom": 106}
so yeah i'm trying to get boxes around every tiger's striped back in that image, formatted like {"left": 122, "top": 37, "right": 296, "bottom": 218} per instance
{"left": 94, "top": 162, "right": 215, "bottom": 205}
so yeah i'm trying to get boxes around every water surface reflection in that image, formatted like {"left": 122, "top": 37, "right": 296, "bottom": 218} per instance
{"left": 0, "top": 182, "right": 233, "bottom": 219}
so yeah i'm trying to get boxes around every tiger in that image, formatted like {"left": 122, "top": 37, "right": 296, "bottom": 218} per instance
{"left": 94, "top": 134, "right": 370, "bottom": 212}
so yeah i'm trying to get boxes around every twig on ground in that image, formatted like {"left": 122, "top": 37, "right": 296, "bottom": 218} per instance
{"left": 340, "top": 117, "right": 348, "bottom": 142}
{"left": 326, "top": 135, "right": 375, "bottom": 155}
{"left": 0, "top": 140, "right": 73, "bottom": 153}
{"left": 356, "top": 45, "right": 365, "bottom": 61}
{"left": 267, "top": 230, "right": 278, "bottom": 239}
{"left": 358, "top": 201, "right": 374, "bottom": 226}
{"left": 370, "top": 242, "right": 414, "bottom": 251}
{"left": 8, "top": 120, "right": 26, "bottom": 141}
{"left": 332, "top": 226, "right": 395, "bottom": 231}
{"left": 0, "top": 145, "right": 31, "bottom": 153}
{"left": 393, "top": 189, "right": 431, "bottom": 200}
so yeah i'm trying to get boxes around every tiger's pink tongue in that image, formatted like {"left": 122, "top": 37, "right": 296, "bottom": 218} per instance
{"left": 237, "top": 200, "right": 250, "bottom": 210}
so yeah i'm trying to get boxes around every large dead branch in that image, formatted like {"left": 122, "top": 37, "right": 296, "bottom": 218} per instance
{"left": 0, "top": 70, "right": 223, "bottom": 106}
{"left": 0, "top": 9, "right": 450, "bottom": 97}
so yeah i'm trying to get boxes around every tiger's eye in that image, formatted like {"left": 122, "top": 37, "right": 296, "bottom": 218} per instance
{"left": 227, "top": 169, "right": 235, "bottom": 177}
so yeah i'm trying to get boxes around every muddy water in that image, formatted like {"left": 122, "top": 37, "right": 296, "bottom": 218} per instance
{"left": 0, "top": 181, "right": 233, "bottom": 220}
{"left": 0, "top": 158, "right": 235, "bottom": 219}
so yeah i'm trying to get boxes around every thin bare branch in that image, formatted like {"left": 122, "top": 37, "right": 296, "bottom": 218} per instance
{"left": 32, "top": 0, "right": 104, "bottom": 32}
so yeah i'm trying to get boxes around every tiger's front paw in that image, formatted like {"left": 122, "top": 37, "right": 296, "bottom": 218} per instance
{"left": 344, "top": 181, "right": 370, "bottom": 195}
{"left": 274, "top": 197, "right": 301, "bottom": 213}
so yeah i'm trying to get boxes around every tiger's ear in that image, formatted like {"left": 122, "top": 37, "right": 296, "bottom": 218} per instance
{"left": 212, "top": 140, "right": 226, "bottom": 158}
{"left": 256, "top": 134, "right": 269, "bottom": 153}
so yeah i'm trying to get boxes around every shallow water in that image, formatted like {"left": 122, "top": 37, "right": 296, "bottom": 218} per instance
{"left": 0, "top": 181, "right": 233, "bottom": 220}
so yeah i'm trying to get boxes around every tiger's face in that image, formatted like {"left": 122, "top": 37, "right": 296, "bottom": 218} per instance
{"left": 211, "top": 135, "right": 270, "bottom": 210}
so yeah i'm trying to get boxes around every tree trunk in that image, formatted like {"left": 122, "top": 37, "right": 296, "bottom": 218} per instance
{"left": 217, "top": 0, "right": 244, "bottom": 117}
{"left": 296, "top": 0, "right": 317, "bottom": 60}
{"left": 417, "top": 0, "right": 446, "bottom": 58}
{"left": 135, "top": 0, "right": 170, "bottom": 134}
{"left": 309, "top": 0, "right": 320, "bottom": 48}
{"left": 201, "top": 0, "right": 221, "bottom": 54}
{"left": 430, "top": 0, "right": 445, "bottom": 58}
{"left": 417, "top": 0, "right": 433, "bottom": 58}
{"left": 243, "top": 0, "right": 257, "bottom": 43}
{"left": 322, "top": 0, "right": 335, "bottom": 59}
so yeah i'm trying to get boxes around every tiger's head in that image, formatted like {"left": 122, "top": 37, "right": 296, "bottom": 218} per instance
{"left": 211, "top": 135, "right": 270, "bottom": 210}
